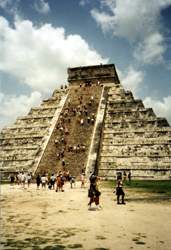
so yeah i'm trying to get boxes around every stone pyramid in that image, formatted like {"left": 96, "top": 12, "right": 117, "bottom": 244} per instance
{"left": 97, "top": 84, "right": 171, "bottom": 179}
{"left": 0, "top": 64, "right": 171, "bottom": 179}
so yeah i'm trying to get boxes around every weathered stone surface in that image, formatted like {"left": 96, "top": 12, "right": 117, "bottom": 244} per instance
{"left": 68, "top": 64, "right": 120, "bottom": 85}
{"left": 98, "top": 84, "right": 171, "bottom": 179}
{"left": 0, "top": 89, "right": 67, "bottom": 175}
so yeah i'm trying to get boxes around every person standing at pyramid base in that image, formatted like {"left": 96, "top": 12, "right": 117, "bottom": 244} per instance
{"left": 115, "top": 179, "right": 126, "bottom": 205}
{"left": 88, "top": 174, "right": 102, "bottom": 210}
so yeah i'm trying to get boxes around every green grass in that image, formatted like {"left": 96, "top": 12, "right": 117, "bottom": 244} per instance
{"left": 0, "top": 180, "right": 10, "bottom": 184}
{"left": 101, "top": 180, "right": 171, "bottom": 195}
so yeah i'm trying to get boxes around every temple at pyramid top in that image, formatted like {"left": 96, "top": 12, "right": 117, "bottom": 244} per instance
{"left": 0, "top": 63, "right": 171, "bottom": 180}
{"left": 68, "top": 64, "right": 120, "bottom": 84}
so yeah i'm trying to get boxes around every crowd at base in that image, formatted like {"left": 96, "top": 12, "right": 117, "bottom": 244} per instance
{"left": 8, "top": 170, "right": 86, "bottom": 191}
{"left": 8, "top": 171, "right": 126, "bottom": 210}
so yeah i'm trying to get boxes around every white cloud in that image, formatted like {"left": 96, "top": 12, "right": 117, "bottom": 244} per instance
{"left": 91, "top": 0, "right": 171, "bottom": 64}
{"left": 118, "top": 66, "right": 144, "bottom": 96}
{"left": 34, "top": 0, "right": 50, "bottom": 14}
{"left": 118, "top": 66, "right": 171, "bottom": 124}
{"left": 134, "top": 32, "right": 166, "bottom": 64}
{"left": 0, "top": 16, "right": 107, "bottom": 128}
{"left": 144, "top": 96, "right": 171, "bottom": 125}
{"left": 91, "top": 0, "right": 171, "bottom": 40}
{"left": 0, "top": 16, "right": 107, "bottom": 95}
{"left": 90, "top": 9, "right": 115, "bottom": 33}
{"left": 0, "top": 91, "right": 42, "bottom": 129}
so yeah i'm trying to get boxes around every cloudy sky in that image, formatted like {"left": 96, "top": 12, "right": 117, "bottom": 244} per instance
{"left": 0, "top": 0, "right": 171, "bottom": 128}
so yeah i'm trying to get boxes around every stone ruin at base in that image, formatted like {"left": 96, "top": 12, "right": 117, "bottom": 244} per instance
{"left": 0, "top": 64, "right": 171, "bottom": 180}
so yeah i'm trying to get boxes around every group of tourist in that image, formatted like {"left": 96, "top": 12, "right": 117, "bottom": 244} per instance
{"left": 9, "top": 170, "right": 86, "bottom": 191}
{"left": 35, "top": 170, "right": 86, "bottom": 191}
{"left": 9, "top": 172, "right": 32, "bottom": 188}
{"left": 9, "top": 170, "right": 127, "bottom": 209}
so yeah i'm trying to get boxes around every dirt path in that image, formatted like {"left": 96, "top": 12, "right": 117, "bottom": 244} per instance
{"left": 0, "top": 182, "right": 171, "bottom": 250}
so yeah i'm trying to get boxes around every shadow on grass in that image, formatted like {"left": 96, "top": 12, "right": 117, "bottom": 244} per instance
{"left": 127, "top": 196, "right": 171, "bottom": 203}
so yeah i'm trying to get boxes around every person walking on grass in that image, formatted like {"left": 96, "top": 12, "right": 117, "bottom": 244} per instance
{"left": 128, "top": 171, "right": 131, "bottom": 182}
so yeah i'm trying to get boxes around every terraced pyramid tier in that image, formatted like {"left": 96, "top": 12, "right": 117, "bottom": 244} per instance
{"left": 0, "top": 89, "right": 67, "bottom": 175}
{"left": 98, "top": 85, "right": 171, "bottom": 179}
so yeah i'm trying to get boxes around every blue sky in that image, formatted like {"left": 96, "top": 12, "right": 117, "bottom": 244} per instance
{"left": 0, "top": 0, "right": 171, "bottom": 128}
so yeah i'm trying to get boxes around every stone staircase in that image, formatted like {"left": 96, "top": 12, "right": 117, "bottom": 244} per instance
{"left": 36, "top": 83, "right": 103, "bottom": 176}
{"left": 98, "top": 85, "right": 171, "bottom": 179}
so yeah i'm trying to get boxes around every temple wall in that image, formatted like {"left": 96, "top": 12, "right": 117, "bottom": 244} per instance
{"left": 68, "top": 64, "right": 119, "bottom": 85}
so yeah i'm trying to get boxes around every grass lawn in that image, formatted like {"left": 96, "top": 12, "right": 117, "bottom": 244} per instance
{"left": 101, "top": 180, "right": 171, "bottom": 196}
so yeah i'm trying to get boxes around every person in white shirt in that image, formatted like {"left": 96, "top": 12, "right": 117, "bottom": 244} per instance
{"left": 21, "top": 172, "right": 26, "bottom": 189}
{"left": 41, "top": 174, "right": 48, "bottom": 189}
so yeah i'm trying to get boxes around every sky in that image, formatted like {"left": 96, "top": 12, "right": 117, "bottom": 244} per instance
{"left": 0, "top": 0, "right": 171, "bottom": 128}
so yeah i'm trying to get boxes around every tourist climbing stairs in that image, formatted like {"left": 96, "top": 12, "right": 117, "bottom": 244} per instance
{"left": 36, "top": 83, "right": 103, "bottom": 176}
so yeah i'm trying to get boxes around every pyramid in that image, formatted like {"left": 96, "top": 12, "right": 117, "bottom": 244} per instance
{"left": 0, "top": 64, "right": 171, "bottom": 179}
